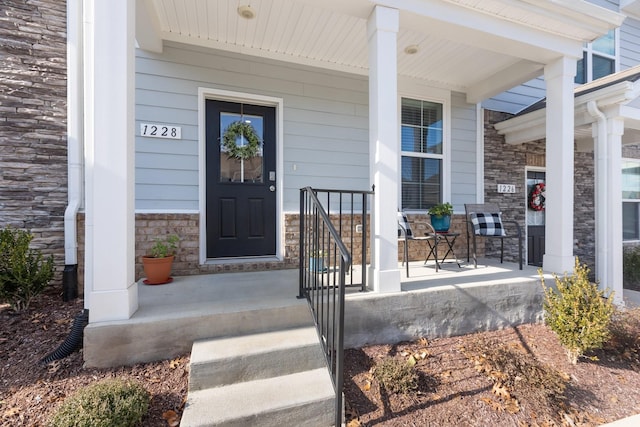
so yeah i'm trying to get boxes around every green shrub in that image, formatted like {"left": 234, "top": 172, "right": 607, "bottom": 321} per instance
{"left": 0, "top": 226, "right": 54, "bottom": 311}
{"left": 49, "top": 379, "right": 150, "bottom": 427}
{"left": 540, "top": 258, "right": 615, "bottom": 364}
{"left": 373, "top": 357, "right": 418, "bottom": 394}
{"left": 623, "top": 246, "right": 640, "bottom": 290}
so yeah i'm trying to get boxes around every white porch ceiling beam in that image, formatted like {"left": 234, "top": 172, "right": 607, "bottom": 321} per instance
{"left": 466, "top": 60, "right": 543, "bottom": 104}
{"left": 135, "top": 0, "right": 163, "bottom": 53}
{"left": 378, "top": 0, "right": 600, "bottom": 63}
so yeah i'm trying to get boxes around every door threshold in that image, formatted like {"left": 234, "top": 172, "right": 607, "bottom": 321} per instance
{"left": 204, "top": 256, "right": 280, "bottom": 265}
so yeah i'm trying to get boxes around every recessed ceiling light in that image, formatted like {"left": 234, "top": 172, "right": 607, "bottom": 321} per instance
{"left": 237, "top": 5, "right": 256, "bottom": 20}
{"left": 404, "top": 45, "right": 419, "bottom": 55}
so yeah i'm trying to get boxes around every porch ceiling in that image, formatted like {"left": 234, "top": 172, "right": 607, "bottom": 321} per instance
{"left": 137, "top": 0, "right": 623, "bottom": 102}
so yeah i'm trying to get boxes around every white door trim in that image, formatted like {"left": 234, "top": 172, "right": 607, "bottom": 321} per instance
{"left": 197, "top": 87, "right": 284, "bottom": 264}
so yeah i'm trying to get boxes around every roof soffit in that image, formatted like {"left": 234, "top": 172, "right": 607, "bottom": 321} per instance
{"left": 136, "top": 0, "right": 624, "bottom": 100}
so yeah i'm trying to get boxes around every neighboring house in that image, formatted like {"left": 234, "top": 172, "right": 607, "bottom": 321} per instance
{"left": 7, "top": 0, "right": 640, "bottom": 361}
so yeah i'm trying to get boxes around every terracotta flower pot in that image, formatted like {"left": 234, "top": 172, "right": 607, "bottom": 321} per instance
{"left": 142, "top": 255, "right": 174, "bottom": 285}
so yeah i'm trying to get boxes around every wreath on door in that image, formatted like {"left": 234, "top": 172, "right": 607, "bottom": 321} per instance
{"left": 222, "top": 121, "right": 260, "bottom": 160}
{"left": 528, "top": 182, "right": 546, "bottom": 211}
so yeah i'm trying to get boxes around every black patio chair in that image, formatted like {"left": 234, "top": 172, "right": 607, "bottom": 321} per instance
{"left": 398, "top": 211, "right": 439, "bottom": 276}
{"left": 464, "top": 203, "right": 523, "bottom": 270}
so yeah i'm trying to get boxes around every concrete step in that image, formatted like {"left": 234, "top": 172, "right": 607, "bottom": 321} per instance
{"left": 84, "top": 298, "right": 312, "bottom": 368}
{"left": 180, "top": 368, "right": 336, "bottom": 427}
{"left": 189, "top": 326, "right": 327, "bottom": 391}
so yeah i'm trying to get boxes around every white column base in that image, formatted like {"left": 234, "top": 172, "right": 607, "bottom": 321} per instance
{"left": 542, "top": 254, "right": 575, "bottom": 276}
{"left": 368, "top": 266, "right": 402, "bottom": 293}
{"left": 89, "top": 284, "right": 138, "bottom": 323}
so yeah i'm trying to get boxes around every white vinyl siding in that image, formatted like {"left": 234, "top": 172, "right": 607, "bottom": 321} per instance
{"left": 135, "top": 42, "right": 369, "bottom": 211}
{"left": 620, "top": 16, "right": 640, "bottom": 70}
{"left": 481, "top": 77, "right": 546, "bottom": 115}
{"left": 136, "top": 42, "right": 479, "bottom": 213}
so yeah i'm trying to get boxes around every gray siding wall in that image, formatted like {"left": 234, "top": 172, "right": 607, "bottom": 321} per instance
{"left": 451, "top": 92, "right": 478, "bottom": 210}
{"left": 135, "top": 42, "right": 369, "bottom": 212}
{"left": 621, "top": 16, "right": 640, "bottom": 69}
{"left": 481, "top": 77, "right": 546, "bottom": 115}
{"left": 136, "top": 42, "right": 478, "bottom": 212}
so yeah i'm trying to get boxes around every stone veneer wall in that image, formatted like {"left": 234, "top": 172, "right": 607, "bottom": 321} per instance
{"left": 484, "top": 110, "right": 596, "bottom": 272}
{"left": 0, "top": 1, "right": 68, "bottom": 285}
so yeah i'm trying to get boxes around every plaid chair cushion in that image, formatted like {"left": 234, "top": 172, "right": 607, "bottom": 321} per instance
{"left": 397, "top": 212, "right": 413, "bottom": 238}
{"left": 470, "top": 212, "right": 506, "bottom": 236}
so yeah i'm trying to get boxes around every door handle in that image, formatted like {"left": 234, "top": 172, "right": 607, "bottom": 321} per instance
{"left": 269, "top": 185, "right": 276, "bottom": 192}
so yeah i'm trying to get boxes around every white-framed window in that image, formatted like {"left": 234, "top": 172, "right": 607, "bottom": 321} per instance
{"left": 623, "top": 159, "right": 640, "bottom": 241}
{"left": 400, "top": 97, "right": 444, "bottom": 210}
{"left": 575, "top": 29, "right": 617, "bottom": 84}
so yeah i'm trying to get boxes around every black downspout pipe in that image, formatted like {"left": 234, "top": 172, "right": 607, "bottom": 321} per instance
{"left": 62, "top": 264, "right": 78, "bottom": 302}
{"left": 40, "top": 309, "right": 88, "bottom": 364}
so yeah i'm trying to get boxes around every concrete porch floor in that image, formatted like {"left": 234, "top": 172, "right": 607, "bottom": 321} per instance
{"left": 84, "top": 258, "right": 548, "bottom": 367}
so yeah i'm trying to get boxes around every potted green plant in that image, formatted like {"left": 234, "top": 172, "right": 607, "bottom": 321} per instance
{"left": 428, "top": 202, "right": 453, "bottom": 232}
{"left": 141, "top": 234, "right": 179, "bottom": 285}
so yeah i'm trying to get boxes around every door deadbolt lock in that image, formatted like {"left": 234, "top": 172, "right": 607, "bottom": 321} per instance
{"left": 269, "top": 185, "right": 276, "bottom": 192}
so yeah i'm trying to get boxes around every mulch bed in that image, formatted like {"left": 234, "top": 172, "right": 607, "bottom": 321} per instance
{"left": 0, "top": 289, "right": 188, "bottom": 426}
{"left": 344, "top": 321, "right": 640, "bottom": 426}
{"left": 2, "top": 288, "right": 640, "bottom": 426}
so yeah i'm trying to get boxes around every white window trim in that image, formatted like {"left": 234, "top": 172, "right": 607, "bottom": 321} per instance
{"left": 622, "top": 156, "right": 640, "bottom": 242}
{"left": 580, "top": 28, "right": 619, "bottom": 83}
{"left": 397, "top": 81, "right": 451, "bottom": 213}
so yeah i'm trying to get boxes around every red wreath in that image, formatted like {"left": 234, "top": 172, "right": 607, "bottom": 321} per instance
{"left": 529, "top": 182, "right": 545, "bottom": 211}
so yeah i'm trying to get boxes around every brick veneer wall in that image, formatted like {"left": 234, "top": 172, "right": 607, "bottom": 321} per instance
{"left": 398, "top": 213, "right": 469, "bottom": 263}
{"left": 484, "top": 110, "right": 596, "bottom": 271}
{"left": 76, "top": 210, "right": 468, "bottom": 292}
{"left": 0, "top": 1, "right": 68, "bottom": 285}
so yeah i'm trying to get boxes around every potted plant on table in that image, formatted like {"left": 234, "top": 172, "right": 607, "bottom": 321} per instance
{"left": 428, "top": 202, "right": 453, "bottom": 232}
{"left": 141, "top": 234, "right": 179, "bottom": 285}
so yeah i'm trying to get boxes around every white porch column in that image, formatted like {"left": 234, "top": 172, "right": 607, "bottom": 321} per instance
{"left": 590, "top": 103, "right": 608, "bottom": 292}
{"left": 367, "top": 6, "right": 401, "bottom": 293}
{"left": 605, "top": 113, "right": 624, "bottom": 305}
{"left": 84, "top": 0, "right": 137, "bottom": 322}
{"left": 543, "top": 56, "right": 577, "bottom": 274}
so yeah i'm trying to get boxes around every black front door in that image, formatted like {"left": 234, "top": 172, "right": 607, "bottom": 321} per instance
{"left": 527, "top": 171, "right": 545, "bottom": 267}
{"left": 205, "top": 100, "right": 276, "bottom": 258}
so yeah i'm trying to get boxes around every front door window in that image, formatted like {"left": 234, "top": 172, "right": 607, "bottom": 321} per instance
{"left": 220, "top": 113, "right": 264, "bottom": 183}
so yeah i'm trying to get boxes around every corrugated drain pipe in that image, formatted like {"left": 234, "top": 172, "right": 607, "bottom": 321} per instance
{"left": 40, "top": 309, "right": 89, "bottom": 364}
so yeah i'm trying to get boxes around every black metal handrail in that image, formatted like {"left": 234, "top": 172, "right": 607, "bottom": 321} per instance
{"left": 300, "top": 187, "right": 373, "bottom": 291}
{"left": 298, "top": 186, "right": 373, "bottom": 426}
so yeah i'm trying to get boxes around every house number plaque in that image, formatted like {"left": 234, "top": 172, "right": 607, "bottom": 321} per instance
{"left": 140, "top": 123, "right": 181, "bottom": 139}
{"left": 497, "top": 184, "right": 516, "bottom": 193}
